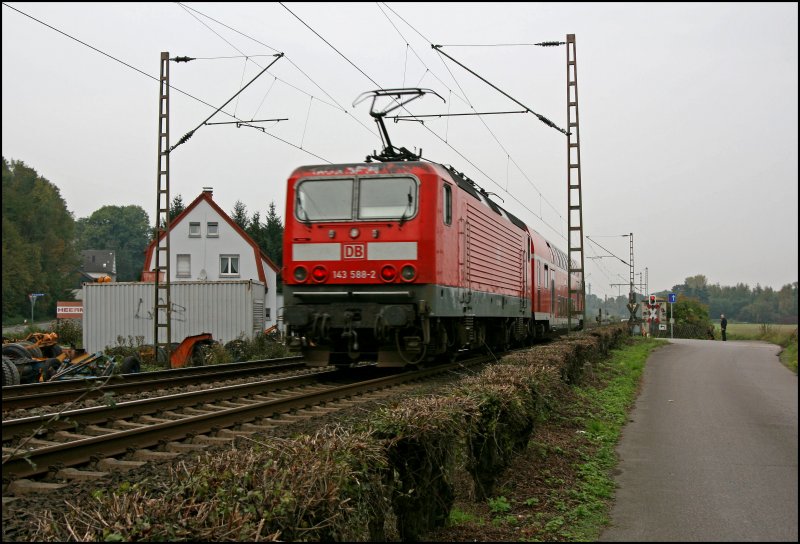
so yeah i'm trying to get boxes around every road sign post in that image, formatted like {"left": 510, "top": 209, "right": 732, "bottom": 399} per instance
{"left": 668, "top": 293, "right": 677, "bottom": 339}
{"left": 28, "top": 293, "right": 45, "bottom": 324}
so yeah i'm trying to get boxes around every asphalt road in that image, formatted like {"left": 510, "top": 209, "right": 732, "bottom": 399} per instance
{"left": 2, "top": 321, "right": 52, "bottom": 337}
{"left": 599, "top": 338, "right": 798, "bottom": 542}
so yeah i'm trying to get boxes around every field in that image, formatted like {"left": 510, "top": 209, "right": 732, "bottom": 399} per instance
{"left": 722, "top": 322, "right": 798, "bottom": 372}
{"left": 723, "top": 322, "right": 797, "bottom": 336}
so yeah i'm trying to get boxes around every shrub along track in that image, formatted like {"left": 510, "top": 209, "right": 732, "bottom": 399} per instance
{"left": 2, "top": 356, "right": 488, "bottom": 507}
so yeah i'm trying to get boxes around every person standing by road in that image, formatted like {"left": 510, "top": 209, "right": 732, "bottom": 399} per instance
{"left": 720, "top": 314, "right": 728, "bottom": 341}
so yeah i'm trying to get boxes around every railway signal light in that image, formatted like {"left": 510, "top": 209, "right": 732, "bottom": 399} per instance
{"left": 649, "top": 294, "right": 656, "bottom": 305}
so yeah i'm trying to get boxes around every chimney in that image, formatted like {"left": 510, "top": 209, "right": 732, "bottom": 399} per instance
{"left": 202, "top": 187, "right": 213, "bottom": 196}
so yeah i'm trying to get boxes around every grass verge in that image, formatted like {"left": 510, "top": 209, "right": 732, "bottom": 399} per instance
{"left": 428, "top": 337, "right": 666, "bottom": 542}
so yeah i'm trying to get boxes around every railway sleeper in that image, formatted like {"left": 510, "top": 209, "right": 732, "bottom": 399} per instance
{"left": 95, "top": 458, "right": 145, "bottom": 472}
{"left": 129, "top": 449, "right": 179, "bottom": 462}
{"left": 6, "top": 479, "right": 66, "bottom": 496}
{"left": 54, "top": 467, "right": 109, "bottom": 482}
{"left": 190, "top": 434, "right": 233, "bottom": 446}
{"left": 165, "top": 441, "right": 207, "bottom": 453}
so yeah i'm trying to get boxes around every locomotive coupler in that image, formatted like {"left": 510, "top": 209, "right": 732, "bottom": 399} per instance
{"left": 418, "top": 300, "right": 431, "bottom": 344}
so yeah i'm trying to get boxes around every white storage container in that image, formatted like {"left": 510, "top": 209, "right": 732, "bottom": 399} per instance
{"left": 82, "top": 280, "right": 267, "bottom": 352}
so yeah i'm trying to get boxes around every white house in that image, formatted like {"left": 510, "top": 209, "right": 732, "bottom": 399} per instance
{"left": 142, "top": 188, "right": 280, "bottom": 330}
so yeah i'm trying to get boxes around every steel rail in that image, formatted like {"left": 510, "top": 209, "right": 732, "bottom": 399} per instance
{"left": 2, "top": 357, "right": 303, "bottom": 410}
{"left": 2, "top": 357, "right": 485, "bottom": 480}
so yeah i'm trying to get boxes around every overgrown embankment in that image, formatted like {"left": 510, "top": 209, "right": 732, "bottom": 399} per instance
{"left": 15, "top": 326, "right": 631, "bottom": 542}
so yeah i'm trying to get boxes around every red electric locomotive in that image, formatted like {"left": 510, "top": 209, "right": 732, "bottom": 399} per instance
{"left": 282, "top": 89, "right": 583, "bottom": 367}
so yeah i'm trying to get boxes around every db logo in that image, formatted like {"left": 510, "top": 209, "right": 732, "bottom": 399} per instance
{"left": 343, "top": 243, "right": 366, "bottom": 259}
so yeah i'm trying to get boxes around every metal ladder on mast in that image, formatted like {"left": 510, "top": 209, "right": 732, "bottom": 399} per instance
{"left": 566, "top": 34, "right": 586, "bottom": 331}
{"left": 154, "top": 51, "right": 172, "bottom": 364}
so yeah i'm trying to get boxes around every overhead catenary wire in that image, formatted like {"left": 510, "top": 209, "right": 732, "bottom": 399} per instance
{"left": 585, "top": 236, "right": 630, "bottom": 266}
{"left": 436, "top": 41, "right": 566, "bottom": 47}
{"left": 374, "top": 3, "right": 569, "bottom": 241}
{"left": 168, "top": 53, "right": 285, "bottom": 153}
{"left": 8, "top": 1, "right": 573, "bottom": 245}
{"left": 2, "top": 2, "right": 332, "bottom": 163}
{"left": 178, "top": 2, "right": 378, "bottom": 138}
{"left": 432, "top": 45, "right": 570, "bottom": 136}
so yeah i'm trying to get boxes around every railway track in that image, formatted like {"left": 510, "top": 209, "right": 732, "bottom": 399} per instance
{"left": 1, "top": 356, "right": 305, "bottom": 411}
{"left": 2, "top": 355, "right": 488, "bottom": 501}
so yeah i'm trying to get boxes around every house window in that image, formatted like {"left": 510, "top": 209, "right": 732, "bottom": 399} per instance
{"left": 220, "top": 255, "right": 240, "bottom": 277}
{"left": 207, "top": 222, "right": 219, "bottom": 237}
{"left": 176, "top": 254, "right": 191, "bottom": 278}
{"left": 189, "top": 222, "right": 201, "bottom": 237}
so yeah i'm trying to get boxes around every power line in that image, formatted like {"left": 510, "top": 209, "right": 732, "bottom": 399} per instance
{"left": 432, "top": 45, "right": 570, "bottom": 136}
{"left": 2, "top": 2, "right": 332, "bottom": 163}
{"left": 177, "top": 2, "right": 377, "bottom": 138}
{"left": 374, "top": 3, "right": 568, "bottom": 242}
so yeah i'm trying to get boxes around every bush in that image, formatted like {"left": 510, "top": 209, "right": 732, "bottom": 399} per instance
{"left": 51, "top": 319, "right": 83, "bottom": 347}
{"left": 224, "top": 332, "right": 290, "bottom": 362}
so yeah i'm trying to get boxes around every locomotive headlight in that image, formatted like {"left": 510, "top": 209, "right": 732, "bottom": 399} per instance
{"left": 293, "top": 266, "right": 308, "bottom": 282}
{"left": 380, "top": 264, "right": 397, "bottom": 282}
{"left": 400, "top": 264, "right": 416, "bottom": 282}
{"left": 311, "top": 265, "right": 328, "bottom": 283}
{"left": 349, "top": 227, "right": 360, "bottom": 239}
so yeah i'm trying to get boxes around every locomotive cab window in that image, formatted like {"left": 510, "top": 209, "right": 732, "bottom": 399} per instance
{"left": 358, "top": 177, "right": 417, "bottom": 220}
{"left": 443, "top": 184, "right": 452, "bottom": 225}
{"left": 296, "top": 178, "right": 353, "bottom": 221}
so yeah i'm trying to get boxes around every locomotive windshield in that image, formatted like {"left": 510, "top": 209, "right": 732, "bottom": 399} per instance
{"left": 295, "top": 176, "right": 418, "bottom": 222}
{"left": 359, "top": 177, "right": 417, "bottom": 219}
{"left": 296, "top": 179, "right": 352, "bottom": 221}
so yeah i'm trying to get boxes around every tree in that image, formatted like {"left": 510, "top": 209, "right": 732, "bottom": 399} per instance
{"left": 231, "top": 200, "right": 249, "bottom": 230}
{"left": 75, "top": 205, "right": 151, "bottom": 281}
{"left": 672, "top": 297, "right": 711, "bottom": 326}
{"left": 2, "top": 157, "right": 79, "bottom": 319}
{"left": 169, "top": 194, "right": 185, "bottom": 221}
{"left": 263, "top": 201, "right": 284, "bottom": 268}
{"left": 678, "top": 274, "right": 710, "bottom": 304}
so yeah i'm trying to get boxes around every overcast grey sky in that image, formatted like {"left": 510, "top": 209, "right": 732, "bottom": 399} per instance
{"left": 2, "top": 2, "right": 797, "bottom": 299}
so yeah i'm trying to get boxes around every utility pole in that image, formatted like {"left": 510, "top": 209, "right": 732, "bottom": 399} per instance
{"left": 153, "top": 51, "right": 172, "bottom": 366}
{"left": 565, "top": 34, "right": 586, "bottom": 333}
{"left": 628, "top": 233, "right": 634, "bottom": 307}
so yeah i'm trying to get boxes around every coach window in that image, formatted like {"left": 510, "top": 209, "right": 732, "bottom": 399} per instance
{"left": 296, "top": 178, "right": 353, "bottom": 221}
{"left": 220, "top": 255, "right": 240, "bottom": 277}
{"left": 358, "top": 176, "right": 418, "bottom": 220}
{"left": 443, "top": 184, "right": 452, "bottom": 225}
